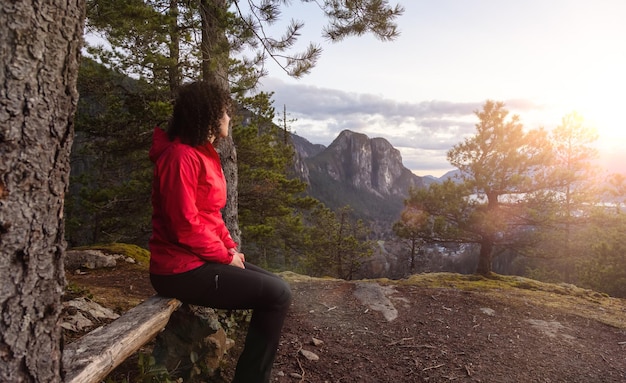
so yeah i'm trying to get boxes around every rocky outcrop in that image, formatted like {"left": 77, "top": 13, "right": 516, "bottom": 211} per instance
{"left": 291, "top": 130, "right": 426, "bottom": 234}
{"left": 289, "top": 133, "right": 324, "bottom": 185}
{"left": 305, "top": 130, "right": 423, "bottom": 199}
{"left": 65, "top": 249, "right": 136, "bottom": 271}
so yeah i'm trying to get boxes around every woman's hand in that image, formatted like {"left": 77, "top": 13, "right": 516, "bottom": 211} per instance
{"left": 228, "top": 250, "right": 245, "bottom": 269}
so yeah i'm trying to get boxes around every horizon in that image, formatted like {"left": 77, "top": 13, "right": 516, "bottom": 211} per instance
{"left": 292, "top": 126, "right": 625, "bottom": 180}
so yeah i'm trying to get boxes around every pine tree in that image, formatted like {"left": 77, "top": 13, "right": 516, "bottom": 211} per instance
{"left": 392, "top": 206, "right": 429, "bottom": 272}
{"left": 67, "top": 59, "right": 170, "bottom": 246}
{"left": 549, "top": 113, "right": 599, "bottom": 227}
{"left": 407, "top": 101, "right": 553, "bottom": 275}
{"left": 233, "top": 92, "right": 317, "bottom": 268}
{"left": 303, "top": 205, "right": 373, "bottom": 280}
{"left": 533, "top": 112, "right": 601, "bottom": 280}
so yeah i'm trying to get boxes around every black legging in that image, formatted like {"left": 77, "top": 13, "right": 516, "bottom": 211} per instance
{"left": 150, "top": 262, "right": 292, "bottom": 383}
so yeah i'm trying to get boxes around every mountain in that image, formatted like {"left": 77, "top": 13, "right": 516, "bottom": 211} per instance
{"left": 422, "top": 175, "right": 440, "bottom": 184}
{"left": 289, "top": 132, "right": 325, "bottom": 185}
{"left": 291, "top": 130, "right": 428, "bottom": 236}
{"left": 439, "top": 169, "right": 461, "bottom": 181}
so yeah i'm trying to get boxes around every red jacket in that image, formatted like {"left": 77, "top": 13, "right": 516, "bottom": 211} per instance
{"left": 148, "top": 127, "right": 237, "bottom": 275}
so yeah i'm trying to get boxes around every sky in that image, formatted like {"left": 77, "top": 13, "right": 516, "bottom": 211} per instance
{"left": 252, "top": 0, "right": 626, "bottom": 177}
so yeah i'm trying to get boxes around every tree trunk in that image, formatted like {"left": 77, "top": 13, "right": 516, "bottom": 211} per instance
{"left": 216, "top": 136, "right": 241, "bottom": 245}
{"left": 335, "top": 211, "right": 346, "bottom": 279}
{"left": 0, "top": 1, "right": 85, "bottom": 381}
{"left": 476, "top": 237, "right": 494, "bottom": 275}
{"left": 167, "top": 0, "right": 181, "bottom": 97}
{"left": 409, "top": 238, "right": 416, "bottom": 271}
{"left": 199, "top": 0, "right": 241, "bottom": 245}
{"left": 476, "top": 194, "right": 498, "bottom": 275}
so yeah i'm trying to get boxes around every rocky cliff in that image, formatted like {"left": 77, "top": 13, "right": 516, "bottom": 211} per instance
{"left": 307, "top": 130, "right": 424, "bottom": 198}
{"left": 291, "top": 130, "right": 427, "bottom": 235}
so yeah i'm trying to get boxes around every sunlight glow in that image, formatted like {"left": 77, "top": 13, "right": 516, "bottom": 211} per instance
{"left": 532, "top": 94, "right": 626, "bottom": 175}
{"left": 574, "top": 101, "right": 626, "bottom": 141}
{"left": 548, "top": 94, "right": 625, "bottom": 148}
{"left": 567, "top": 99, "right": 626, "bottom": 175}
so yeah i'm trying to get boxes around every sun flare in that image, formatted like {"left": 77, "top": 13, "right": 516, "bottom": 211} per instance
{"left": 549, "top": 93, "right": 626, "bottom": 147}
{"left": 574, "top": 103, "right": 625, "bottom": 141}
{"left": 565, "top": 99, "right": 626, "bottom": 174}
{"left": 543, "top": 94, "right": 626, "bottom": 174}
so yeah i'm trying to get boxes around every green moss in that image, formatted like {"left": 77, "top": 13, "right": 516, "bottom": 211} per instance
{"left": 388, "top": 272, "right": 626, "bottom": 329}
{"left": 72, "top": 242, "right": 151, "bottom": 266}
{"left": 65, "top": 282, "right": 93, "bottom": 299}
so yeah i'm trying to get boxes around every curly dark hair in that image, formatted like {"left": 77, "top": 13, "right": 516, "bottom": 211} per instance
{"left": 167, "top": 81, "right": 232, "bottom": 146}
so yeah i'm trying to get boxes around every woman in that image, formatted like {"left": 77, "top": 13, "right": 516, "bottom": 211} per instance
{"left": 149, "top": 81, "right": 292, "bottom": 383}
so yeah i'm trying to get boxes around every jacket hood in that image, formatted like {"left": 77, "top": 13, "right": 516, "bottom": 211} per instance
{"left": 149, "top": 127, "right": 171, "bottom": 163}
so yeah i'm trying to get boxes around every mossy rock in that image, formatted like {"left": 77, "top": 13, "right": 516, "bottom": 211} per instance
{"left": 72, "top": 243, "right": 151, "bottom": 266}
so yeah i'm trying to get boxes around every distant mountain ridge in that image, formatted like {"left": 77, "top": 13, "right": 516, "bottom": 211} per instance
{"left": 290, "top": 130, "right": 432, "bottom": 235}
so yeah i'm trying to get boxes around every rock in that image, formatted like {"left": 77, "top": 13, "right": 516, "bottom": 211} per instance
{"left": 152, "top": 304, "right": 234, "bottom": 381}
{"left": 300, "top": 349, "right": 319, "bottom": 361}
{"left": 311, "top": 337, "right": 324, "bottom": 347}
{"left": 353, "top": 282, "right": 399, "bottom": 322}
{"left": 61, "top": 311, "right": 95, "bottom": 332}
{"left": 526, "top": 319, "right": 572, "bottom": 339}
{"left": 61, "top": 297, "right": 120, "bottom": 332}
{"left": 66, "top": 297, "right": 120, "bottom": 320}
{"left": 307, "top": 130, "right": 423, "bottom": 198}
{"left": 65, "top": 249, "right": 118, "bottom": 270}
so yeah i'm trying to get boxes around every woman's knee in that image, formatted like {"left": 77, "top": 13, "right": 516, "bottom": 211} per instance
{"left": 271, "top": 278, "right": 292, "bottom": 311}
{"left": 282, "top": 280, "right": 293, "bottom": 307}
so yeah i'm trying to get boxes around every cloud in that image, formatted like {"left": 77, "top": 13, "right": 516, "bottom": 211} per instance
{"left": 258, "top": 78, "right": 542, "bottom": 176}
{"left": 264, "top": 77, "right": 482, "bottom": 119}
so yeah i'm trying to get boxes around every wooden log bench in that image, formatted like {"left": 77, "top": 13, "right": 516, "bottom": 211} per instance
{"left": 62, "top": 295, "right": 182, "bottom": 383}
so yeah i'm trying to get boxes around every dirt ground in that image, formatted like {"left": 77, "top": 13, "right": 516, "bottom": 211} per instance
{"left": 65, "top": 262, "right": 626, "bottom": 383}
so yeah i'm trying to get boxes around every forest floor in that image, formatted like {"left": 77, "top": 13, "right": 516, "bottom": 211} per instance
{"left": 65, "top": 261, "right": 626, "bottom": 383}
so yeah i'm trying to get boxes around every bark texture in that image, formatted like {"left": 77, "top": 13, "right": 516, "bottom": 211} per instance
{"left": 0, "top": 1, "right": 85, "bottom": 381}
{"left": 200, "top": 0, "right": 241, "bottom": 245}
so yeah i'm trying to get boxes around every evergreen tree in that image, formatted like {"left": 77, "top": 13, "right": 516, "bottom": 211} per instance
{"left": 392, "top": 205, "right": 429, "bottom": 272}
{"left": 407, "top": 101, "right": 553, "bottom": 275}
{"left": 303, "top": 205, "right": 373, "bottom": 280}
{"left": 549, "top": 113, "right": 599, "bottom": 233}
{"left": 233, "top": 92, "right": 317, "bottom": 269}
{"left": 573, "top": 209, "right": 626, "bottom": 297}
{"left": 604, "top": 173, "right": 626, "bottom": 214}
{"left": 67, "top": 59, "right": 170, "bottom": 246}
{"left": 529, "top": 112, "right": 601, "bottom": 280}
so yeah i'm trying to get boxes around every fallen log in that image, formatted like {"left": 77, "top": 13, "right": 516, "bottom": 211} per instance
{"left": 62, "top": 295, "right": 181, "bottom": 383}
